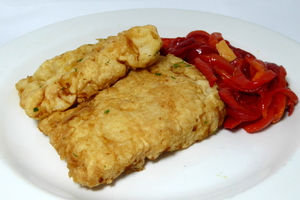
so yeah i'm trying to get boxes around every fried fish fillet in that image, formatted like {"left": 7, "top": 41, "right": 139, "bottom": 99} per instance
{"left": 16, "top": 25, "right": 162, "bottom": 120}
{"left": 38, "top": 54, "right": 226, "bottom": 188}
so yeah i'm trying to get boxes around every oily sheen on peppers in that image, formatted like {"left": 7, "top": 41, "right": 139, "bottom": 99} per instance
{"left": 161, "top": 30, "right": 298, "bottom": 133}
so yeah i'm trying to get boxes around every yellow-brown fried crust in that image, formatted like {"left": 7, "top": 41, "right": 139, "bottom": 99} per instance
{"left": 16, "top": 25, "right": 162, "bottom": 120}
{"left": 38, "top": 54, "right": 226, "bottom": 188}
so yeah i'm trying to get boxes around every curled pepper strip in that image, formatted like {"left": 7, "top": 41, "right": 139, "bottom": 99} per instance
{"left": 208, "top": 32, "right": 224, "bottom": 48}
{"left": 272, "top": 93, "right": 287, "bottom": 123}
{"left": 200, "top": 54, "right": 235, "bottom": 75}
{"left": 219, "top": 88, "right": 261, "bottom": 123}
{"left": 192, "top": 57, "right": 217, "bottom": 87}
{"left": 260, "top": 88, "right": 298, "bottom": 118}
{"left": 243, "top": 103, "right": 276, "bottom": 133}
{"left": 186, "top": 30, "right": 210, "bottom": 44}
{"left": 222, "top": 66, "right": 277, "bottom": 92}
{"left": 161, "top": 30, "right": 298, "bottom": 133}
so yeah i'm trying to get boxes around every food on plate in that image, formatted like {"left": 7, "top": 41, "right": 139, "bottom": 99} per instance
{"left": 16, "top": 25, "right": 162, "bottom": 120}
{"left": 38, "top": 54, "right": 226, "bottom": 187}
{"left": 15, "top": 24, "right": 298, "bottom": 187}
{"left": 161, "top": 30, "right": 298, "bottom": 133}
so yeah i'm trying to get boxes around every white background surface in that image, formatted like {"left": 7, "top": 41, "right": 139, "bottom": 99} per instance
{"left": 1, "top": 1, "right": 299, "bottom": 200}
{"left": 1, "top": 0, "right": 299, "bottom": 47}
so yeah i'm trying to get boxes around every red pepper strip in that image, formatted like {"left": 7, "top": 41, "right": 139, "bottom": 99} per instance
{"left": 243, "top": 103, "right": 276, "bottom": 133}
{"left": 272, "top": 93, "right": 287, "bottom": 123}
{"left": 223, "top": 116, "right": 241, "bottom": 129}
{"left": 266, "top": 62, "right": 287, "bottom": 83}
{"left": 164, "top": 37, "right": 186, "bottom": 55}
{"left": 223, "top": 67, "right": 276, "bottom": 92}
{"left": 168, "top": 37, "right": 185, "bottom": 48}
{"left": 161, "top": 38, "right": 174, "bottom": 56}
{"left": 269, "top": 65, "right": 288, "bottom": 90}
{"left": 219, "top": 88, "right": 261, "bottom": 122}
{"left": 231, "top": 58, "right": 255, "bottom": 81}
{"left": 186, "top": 30, "right": 210, "bottom": 44}
{"left": 212, "top": 66, "right": 232, "bottom": 80}
{"left": 236, "top": 89, "right": 261, "bottom": 103}
{"left": 277, "top": 66, "right": 287, "bottom": 87}
{"left": 226, "top": 107, "right": 261, "bottom": 122}
{"left": 161, "top": 38, "right": 173, "bottom": 47}
{"left": 266, "top": 65, "right": 288, "bottom": 123}
{"left": 192, "top": 57, "right": 217, "bottom": 87}
{"left": 222, "top": 74, "right": 265, "bottom": 93}
{"left": 200, "top": 54, "right": 235, "bottom": 75}
{"left": 287, "top": 98, "right": 296, "bottom": 116}
{"left": 175, "top": 37, "right": 196, "bottom": 48}
{"left": 185, "top": 45, "right": 217, "bottom": 61}
{"left": 245, "top": 56, "right": 269, "bottom": 81}
{"left": 166, "top": 38, "right": 199, "bottom": 58}
{"left": 218, "top": 88, "right": 246, "bottom": 111}
{"left": 169, "top": 42, "right": 200, "bottom": 58}
{"left": 208, "top": 32, "right": 224, "bottom": 48}
{"left": 260, "top": 88, "right": 298, "bottom": 118}
{"left": 266, "top": 62, "right": 281, "bottom": 75}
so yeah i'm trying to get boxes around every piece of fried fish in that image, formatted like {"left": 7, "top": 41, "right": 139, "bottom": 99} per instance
{"left": 38, "top": 54, "right": 226, "bottom": 188}
{"left": 16, "top": 25, "right": 162, "bottom": 120}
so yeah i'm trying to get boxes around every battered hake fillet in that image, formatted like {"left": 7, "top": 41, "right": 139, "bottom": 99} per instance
{"left": 38, "top": 54, "right": 226, "bottom": 188}
{"left": 16, "top": 25, "right": 162, "bottom": 120}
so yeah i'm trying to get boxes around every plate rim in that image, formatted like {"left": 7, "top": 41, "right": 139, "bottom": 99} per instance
{"left": 1, "top": 8, "right": 300, "bottom": 200}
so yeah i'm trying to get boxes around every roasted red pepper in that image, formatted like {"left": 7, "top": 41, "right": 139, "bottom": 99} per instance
{"left": 161, "top": 31, "right": 298, "bottom": 133}
{"left": 192, "top": 57, "right": 217, "bottom": 87}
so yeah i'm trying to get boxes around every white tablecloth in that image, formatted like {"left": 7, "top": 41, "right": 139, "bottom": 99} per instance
{"left": 1, "top": 0, "right": 299, "bottom": 200}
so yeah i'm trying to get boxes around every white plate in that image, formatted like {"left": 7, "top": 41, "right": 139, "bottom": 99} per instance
{"left": 0, "top": 8, "right": 300, "bottom": 200}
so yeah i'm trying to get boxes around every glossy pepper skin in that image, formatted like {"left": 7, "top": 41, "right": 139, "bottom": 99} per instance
{"left": 161, "top": 30, "right": 298, "bottom": 133}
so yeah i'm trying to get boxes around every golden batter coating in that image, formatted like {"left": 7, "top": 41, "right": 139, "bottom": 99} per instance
{"left": 38, "top": 54, "right": 226, "bottom": 188}
{"left": 16, "top": 25, "right": 162, "bottom": 120}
